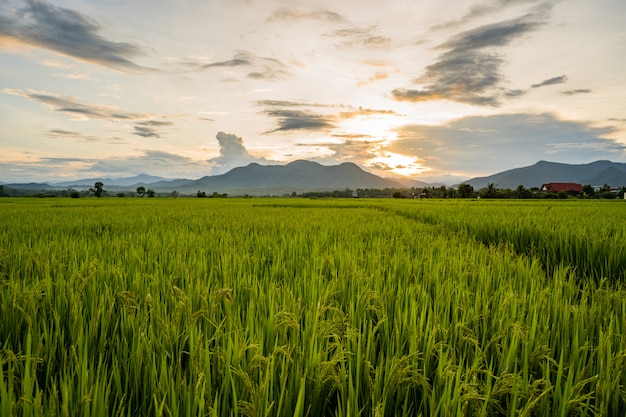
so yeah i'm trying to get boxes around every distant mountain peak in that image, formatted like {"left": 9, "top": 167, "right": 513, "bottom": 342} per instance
{"left": 465, "top": 160, "right": 626, "bottom": 189}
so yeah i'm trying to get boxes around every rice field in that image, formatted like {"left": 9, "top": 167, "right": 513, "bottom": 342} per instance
{"left": 1, "top": 197, "right": 625, "bottom": 416}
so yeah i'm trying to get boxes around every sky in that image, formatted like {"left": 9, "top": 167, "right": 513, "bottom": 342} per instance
{"left": 1, "top": 0, "right": 626, "bottom": 184}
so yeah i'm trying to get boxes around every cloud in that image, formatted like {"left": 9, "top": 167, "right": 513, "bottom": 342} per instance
{"left": 531, "top": 75, "right": 567, "bottom": 88}
{"left": 255, "top": 100, "right": 326, "bottom": 108}
{"left": 133, "top": 126, "right": 160, "bottom": 138}
{"left": 261, "top": 109, "right": 336, "bottom": 133}
{"left": 132, "top": 120, "right": 173, "bottom": 138}
{"left": 47, "top": 129, "right": 101, "bottom": 142}
{"left": 325, "top": 25, "right": 391, "bottom": 49}
{"left": 0, "top": 152, "right": 203, "bottom": 183}
{"left": 207, "top": 131, "right": 270, "bottom": 174}
{"left": 356, "top": 71, "right": 389, "bottom": 87}
{"left": 338, "top": 107, "right": 399, "bottom": 119}
{"left": 390, "top": 113, "right": 625, "bottom": 176}
{"left": 561, "top": 89, "right": 591, "bottom": 95}
{"left": 3, "top": 88, "right": 150, "bottom": 121}
{"left": 198, "top": 50, "right": 290, "bottom": 81}
{"left": 256, "top": 101, "right": 398, "bottom": 134}
{"left": 296, "top": 137, "right": 382, "bottom": 165}
{"left": 432, "top": 0, "right": 549, "bottom": 30}
{"left": 88, "top": 151, "right": 204, "bottom": 178}
{"left": 200, "top": 51, "right": 252, "bottom": 68}
{"left": 0, "top": 0, "right": 151, "bottom": 72}
{"left": 267, "top": 8, "right": 345, "bottom": 23}
{"left": 393, "top": 11, "right": 550, "bottom": 106}
{"left": 136, "top": 120, "right": 173, "bottom": 127}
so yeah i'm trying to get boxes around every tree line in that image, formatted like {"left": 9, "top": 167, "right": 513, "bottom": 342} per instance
{"left": 1, "top": 181, "right": 623, "bottom": 199}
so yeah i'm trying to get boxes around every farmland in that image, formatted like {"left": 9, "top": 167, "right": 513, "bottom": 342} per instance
{"left": 1, "top": 197, "right": 625, "bottom": 416}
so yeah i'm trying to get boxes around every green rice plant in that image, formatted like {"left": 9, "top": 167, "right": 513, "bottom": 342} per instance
{"left": 0, "top": 197, "right": 624, "bottom": 415}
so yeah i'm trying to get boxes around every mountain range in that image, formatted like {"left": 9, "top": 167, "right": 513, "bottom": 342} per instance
{"left": 2, "top": 160, "right": 626, "bottom": 195}
{"left": 464, "top": 160, "right": 626, "bottom": 190}
{"left": 1, "top": 160, "right": 427, "bottom": 196}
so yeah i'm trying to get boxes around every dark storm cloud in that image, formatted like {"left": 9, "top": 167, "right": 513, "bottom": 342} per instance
{"left": 561, "top": 89, "right": 591, "bottom": 95}
{"left": 531, "top": 75, "right": 567, "bottom": 88}
{"left": 261, "top": 109, "right": 336, "bottom": 133}
{"left": 4, "top": 88, "right": 150, "bottom": 120}
{"left": 0, "top": 0, "right": 151, "bottom": 72}
{"left": 393, "top": 11, "right": 550, "bottom": 106}
{"left": 267, "top": 8, "right": 346, "bottom": 23}
{"left": 391, "top": 113, "right": 625, "bottom": 174}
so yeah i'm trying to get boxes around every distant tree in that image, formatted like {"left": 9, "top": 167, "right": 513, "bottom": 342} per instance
{"left": 197, "top": 191, "right": 207, "bottom": 198}
{"left": 70, "top": 191, "right": 80, "bottom": 198}
{"left": 170, "top": 190, "right": 179, "bottom": 198}
{"left": 136, "top": 186, "right": 146, "bottom": 197}
{"left": 392, "top": 192, "right": 404, "bottom": 199}
{"left": 457, "top": 183, "right": 474, "bottom": 198}
{"left": 90, "top": 181, "right": 105, "bottom": 197}
{"left": 479, "top": 183, "right": 498, "bottom": 199}
{"left": 147, "top": 189, "right": 155, "bottom": 197}
{"left": 116, "top": 192, "right": 126, "bottom": 198}
{"left": 582, "top": 184, "right": 595, "bottom": 198}
{"left": 514, "top": 185, "right": 531, "bottom": 199}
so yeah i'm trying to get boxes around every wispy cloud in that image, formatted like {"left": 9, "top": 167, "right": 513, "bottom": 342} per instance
{"left": 267, "top": 8, "right": 346, "bottom": 23}
{"left": 325, "top": 25, "right": 391, "bottom": 49}
{"left": 338, "top": 107, "right": 399, "bottom": 119}
{"left": 262, "top": 109, "right": 336, "bottom": 133}
{"left": 3, "top": 88, "right": 150, "bottom": 121}
{"left": 195, "top": 50, "right": 290, "bottom": 81}
{"left": 0, "top": 0, "right": 152, "bottom": 72}
{"left": 393, "top": 9, "right": 551, "bottom": 106}
{"left": 297, "top": 138, "right": 382, "bottom": 164}
{"left": 47, "top": 129, "right": 101, "bottom": 142}
{"left": 356, "top": 71, "right": 389, "bottom": 87}
{"left": 89, "top": 150, "right": 204, "bottom": 178}
{"left": 531, "top": 75, "right": 567, "bottom": 88}
{"left": 257, "top": 101, "right": 399, "bottom": 134}
{"left": 133, "top": 120, "right": 174, "bottom": 138}
{"left": 561, "top": 89, "right": 591, "bottom": 95}
{"left": 255, "top": 100, "right": 326, "bottom": 108}
{"left": 432, "top": 0, "right": 550, "bottom": 30}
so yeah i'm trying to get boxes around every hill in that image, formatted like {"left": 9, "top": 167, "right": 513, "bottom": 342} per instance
{"left": 464, "top": 160, "right": 626, "bottom": 190}
{"left": 150, "top": 160, "right": 405, "bottom": 195}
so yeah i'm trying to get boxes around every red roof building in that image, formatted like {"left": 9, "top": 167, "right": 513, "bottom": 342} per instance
{"left": 540, "top": 182, "right": 583, "bottom": 193}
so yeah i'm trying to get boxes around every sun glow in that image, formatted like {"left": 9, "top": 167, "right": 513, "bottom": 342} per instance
{"left": 367, "top": 151, "right": 429, "bottom": 177}
{"left": 335, "top": 112, "right": 429, "bottom": 177}
{"left": 336, "top": 111, "right": 403, "bottom": 142}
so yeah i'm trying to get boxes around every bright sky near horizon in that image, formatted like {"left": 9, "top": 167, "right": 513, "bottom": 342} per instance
{"left": 1, "top": 0, "right": 625, "bottom": 183}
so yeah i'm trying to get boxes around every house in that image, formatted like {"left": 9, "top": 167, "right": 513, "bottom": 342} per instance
{"left": 540, "top": 182, "right": 583, "bottom": 194}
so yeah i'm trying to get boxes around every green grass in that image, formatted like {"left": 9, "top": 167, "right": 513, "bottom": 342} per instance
{"left": 1, "top": 197, "right": 625, "bottom": 416}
